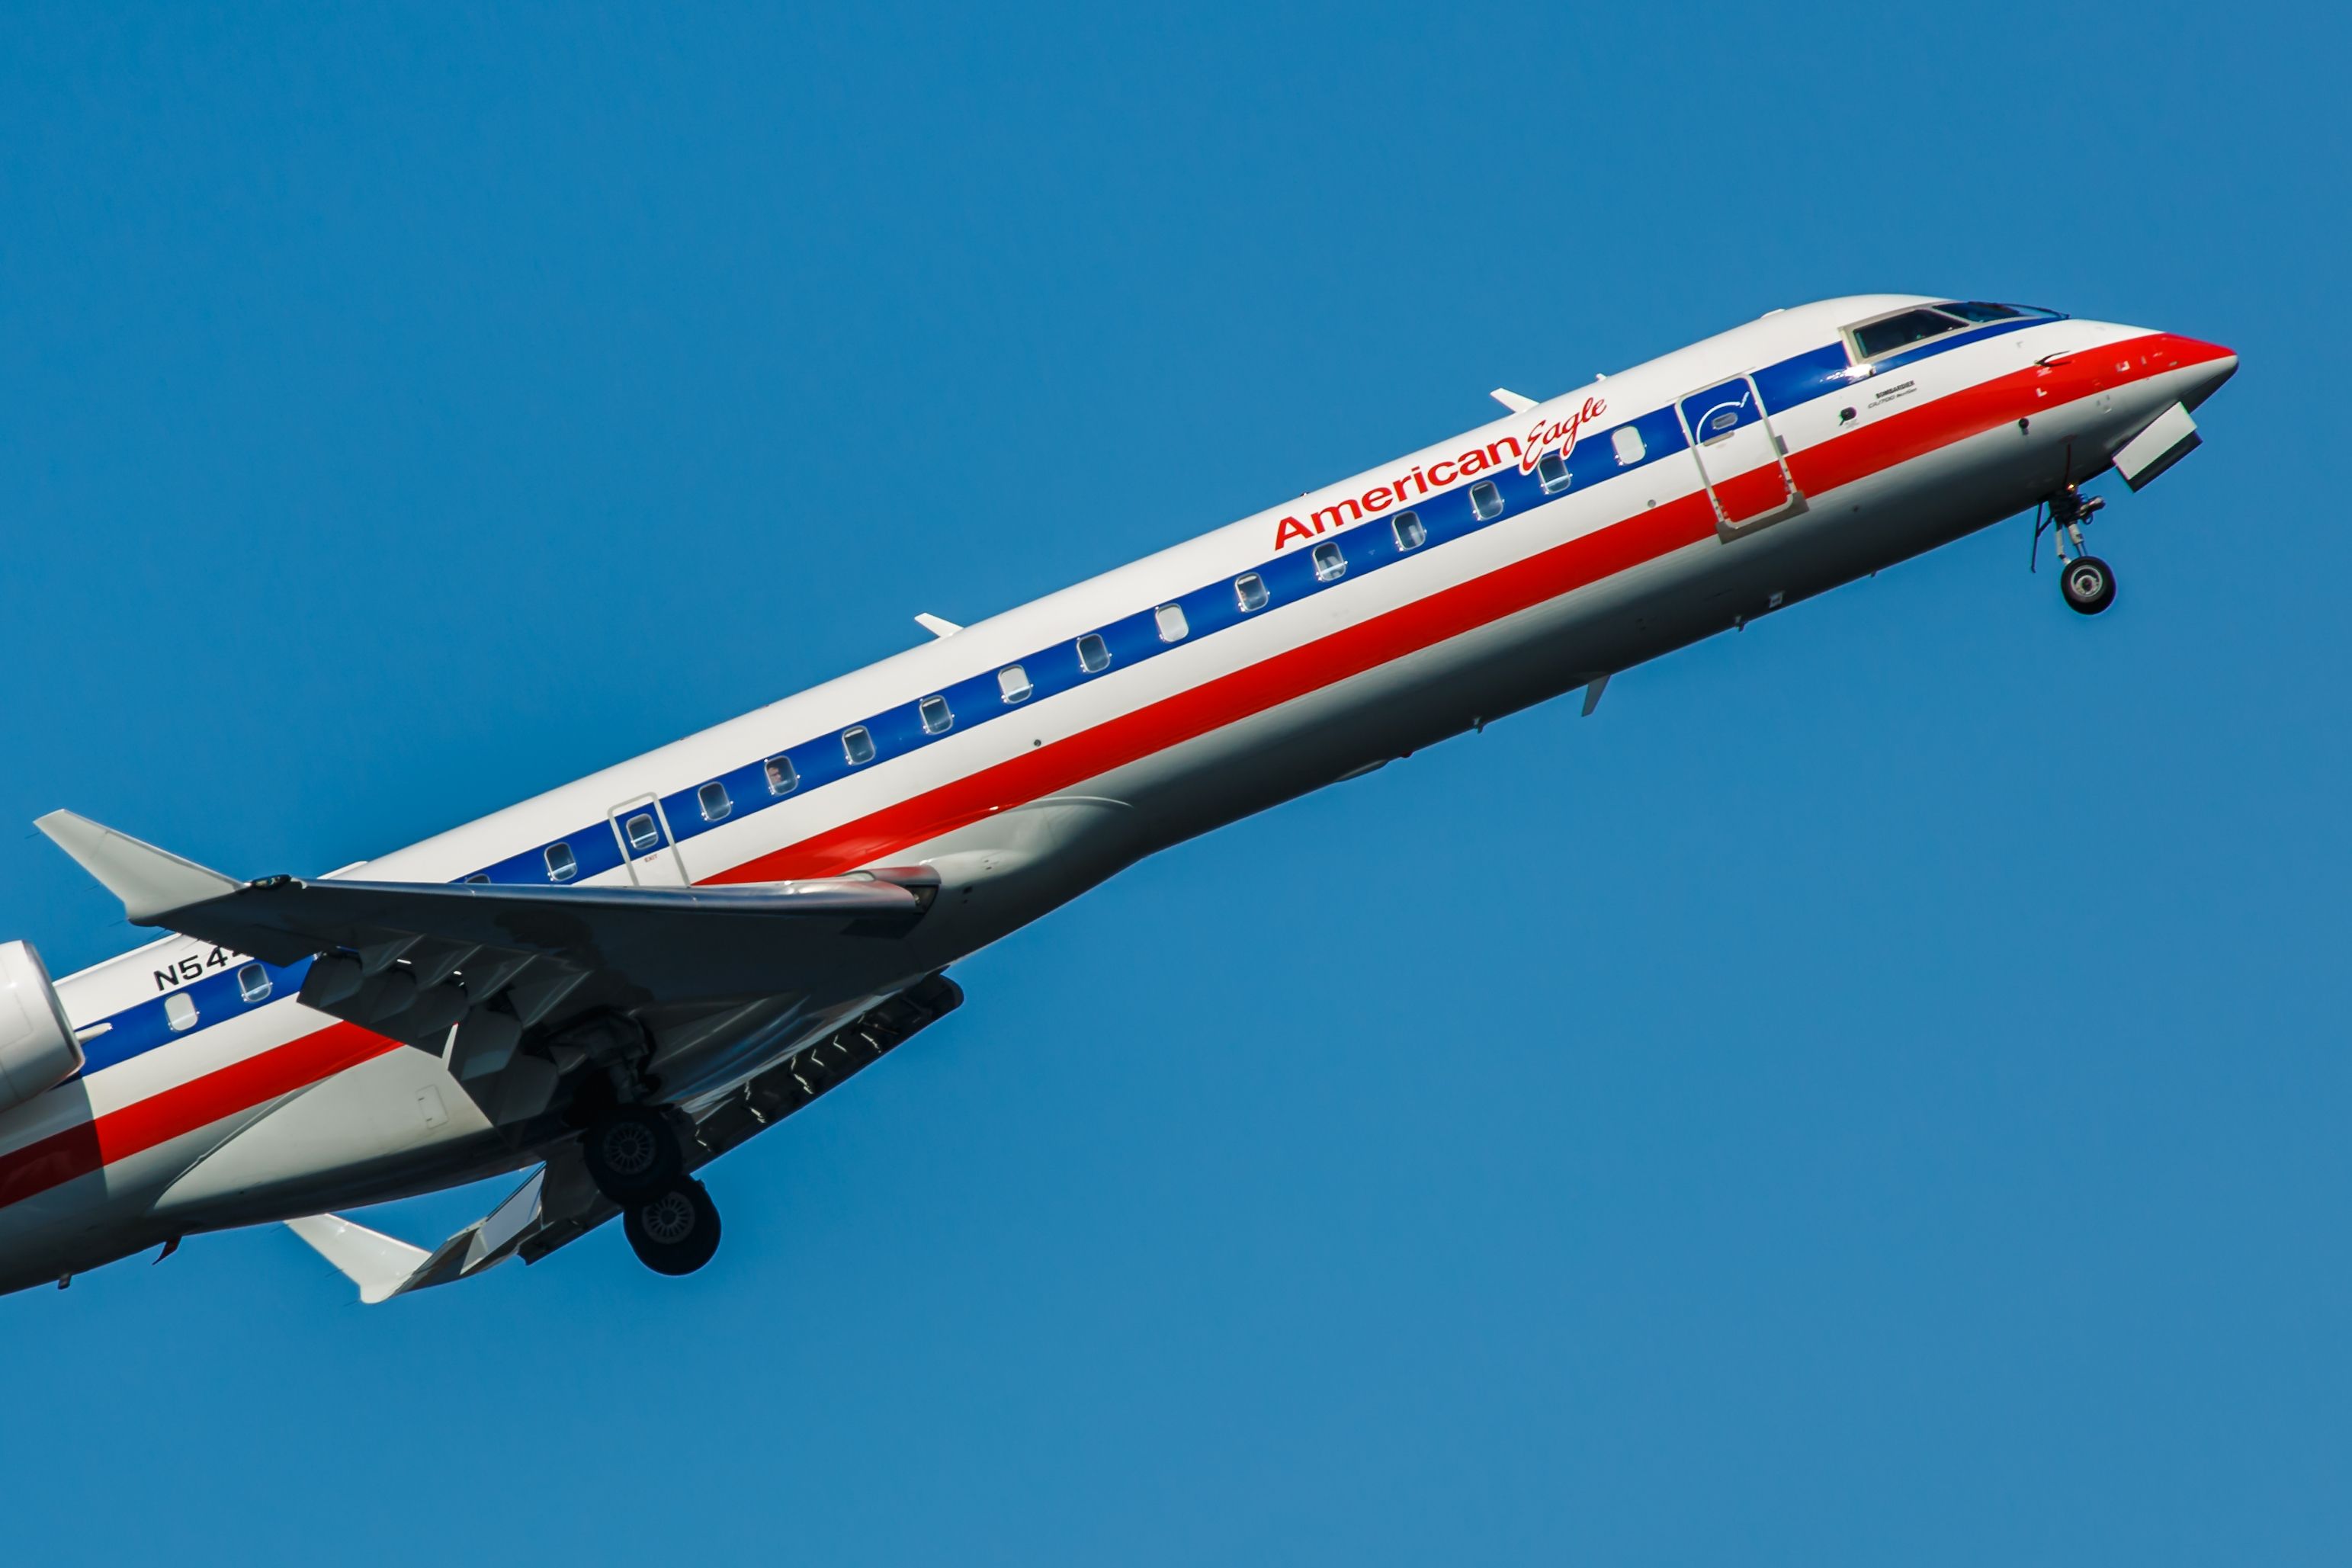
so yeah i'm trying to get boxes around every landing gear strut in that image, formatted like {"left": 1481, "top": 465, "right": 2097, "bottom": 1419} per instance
{"left": 2035, "top": 483, "right": 2116, "bottom": 615}
{"left": 624, "top": 1178, "right": 723, "bottom": 1275}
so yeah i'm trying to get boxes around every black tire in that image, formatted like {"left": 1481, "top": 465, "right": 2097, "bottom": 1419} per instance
{"left": 2062, "top": 554, "right": 2116, "bottom": 615}
{"left": 623, "top": 1178, "right": 721, "bottom": 1276}
{"left": 581, "top": 1103, "right": 682, "bottom": 1202}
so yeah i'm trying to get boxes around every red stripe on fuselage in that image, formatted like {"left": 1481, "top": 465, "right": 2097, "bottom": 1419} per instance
{"left": 712, "top": 332, "right": 2229, "bottom": 884}
{"left": 0, "top": 1022, "right": 401, "bottom": 1210}
{"left": 0, "top": 332, "right": 2227, "bottom": 1214}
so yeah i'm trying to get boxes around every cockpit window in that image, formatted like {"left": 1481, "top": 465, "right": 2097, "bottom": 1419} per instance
{"left": 1852, "top": 308, "right": 1969, "bottom": 360}
{"left": 1851, "top": 300, "right": 2065, "bottom": 362}
{"left": 1934, "top": 300, "right": 2024, "bottom": 323}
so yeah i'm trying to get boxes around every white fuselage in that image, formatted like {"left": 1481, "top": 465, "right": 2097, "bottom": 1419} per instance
{"left": 0, "top": 295, "right": 2237, "bottom": 1294}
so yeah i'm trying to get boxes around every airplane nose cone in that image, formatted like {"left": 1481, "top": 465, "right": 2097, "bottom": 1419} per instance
{"left": 2180, "top": 338, "right": 2238, "bottom": 409}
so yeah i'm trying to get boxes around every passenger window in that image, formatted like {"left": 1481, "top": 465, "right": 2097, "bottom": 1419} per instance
{"left": 1535, "top": 451, "right": 1571, "bottom": 494}
{"left": 1154, "top": 604, "right": 1189, "bottom": 643}
{"left": 237, "top": 963, "right": 271, "bottom": 1004}
{"left": 1852, "top": 307, "right": 1966, "bottom": 360}
{"left": 698, "top": 781, "right": 731, "bottom": 822}
{"left": 624, "top": 813, "right": 659, "bottom": 852}
{"left": 1612, "top": 426, "right": 1645, "bottom": 466}
{"left": 164, "top": 991, "right": 198, "bottom": 1033}
{"left": 1391, "top": 511, "right": 1425, "bottom": 551}
{"left": 764, "top": 755, "right": 798, "bottom": 796}
{"left": 1234, "top": 572, "right": 1269, "bottom": 612}
{"left": 998, "top": 665, "right": 1033, "bottom": 704}
{"left": 1077, "top": 633, "right": 1111, "bottom": 673}
{"left": 1470, "top": 481, "right": 1503, "bottom": 520}
{"left": 919, "top": 694, "right": 953, "bottom": 735}
{"left": 842, "top": 726, "right": 876, "bottom": 765}
{"left": 545, "top": 842, "right": 577, "bottom": 883}
{"left": 1312, "top": 541, "right": 1346, "bottom": 582}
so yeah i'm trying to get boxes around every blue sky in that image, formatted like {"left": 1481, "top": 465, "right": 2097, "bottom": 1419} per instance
{"left": 2, "top": 2, "right": 2345, "bottom": 1563}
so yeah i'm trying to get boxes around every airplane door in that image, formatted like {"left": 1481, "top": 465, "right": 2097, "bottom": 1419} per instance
{"left": 1676, "top": 373, "right": 1805, "bottom": 534}
{"left": 608, "top": 794, "right": 691, "bottom": 887}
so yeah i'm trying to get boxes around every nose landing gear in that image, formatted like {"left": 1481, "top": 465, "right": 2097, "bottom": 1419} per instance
{"left": 2061, "top": 554, "right": 2116, "bottom": 615}
{"left": 2033, "top": 484, "right": 2116, "bottom": 615}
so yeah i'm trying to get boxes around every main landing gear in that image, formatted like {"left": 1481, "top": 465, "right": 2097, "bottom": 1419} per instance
{"left": 580, "top": 1101, "right": 683, "bottom": 1201}
{"left": 622, "top": 1178, "right": 723, "bottom": 1275}
{"left": 2035, "top": 484, "right": 2116, "bottom": 615}
{"left": 581, "top": 1102, "right": 724, "bottom": 1276}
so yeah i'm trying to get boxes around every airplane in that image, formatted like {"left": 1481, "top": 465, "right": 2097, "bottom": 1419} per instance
{"left": 0, "top": 295, "right": 2235, "bottom": 1302}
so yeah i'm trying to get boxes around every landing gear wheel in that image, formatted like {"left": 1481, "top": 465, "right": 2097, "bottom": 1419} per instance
{"left": 624, "top": 1178, "right": 721, "bottom": 1276}
{"left": 2062, "top": 554, "right": 2116, "bottom": 615}
{"left": 581, "top": 1103, "right": 682, "bottom": 1203}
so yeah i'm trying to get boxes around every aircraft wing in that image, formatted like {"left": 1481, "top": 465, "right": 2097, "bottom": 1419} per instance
{"left": 35, "top": 810, "right": 936, "bottom": 1059}
{"left": 286, "top": 1154, "right": 603, "bottom": 1303}
{"left": 122, "top": 868, "right": 926, "bottom": 996}
{"left": 286, "top": 974, "right": 964, "bottom": 1301}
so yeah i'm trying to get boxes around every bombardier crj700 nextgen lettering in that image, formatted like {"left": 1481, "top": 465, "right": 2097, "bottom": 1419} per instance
{"left": 0, "top": 296, "right": 2235, "bottom": 1300}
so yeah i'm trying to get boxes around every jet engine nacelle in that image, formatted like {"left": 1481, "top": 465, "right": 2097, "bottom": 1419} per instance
{"left": 0, "top": 940, "right": 82, "bottom": 1115}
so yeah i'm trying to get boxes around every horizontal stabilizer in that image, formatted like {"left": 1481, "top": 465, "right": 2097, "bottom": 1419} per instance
{"left": 285, "top": 1213, "right": 432, "bottom": 1304}
{"left": 34, "top": 810, "right": 242, "bottom": 925}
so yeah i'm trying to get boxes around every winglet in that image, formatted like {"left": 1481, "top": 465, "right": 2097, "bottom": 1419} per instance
{"left": 913, "top": 613, "right": 962, "bottom": 640}
{"left": 285, "top": 1214, "right": 430, "bottom": 1305}
{"left": 1490, "top": 388, "right": 1538, "bottom": 414}
{"left": 34, "top": 810, "right": 242, "bottom": 924}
